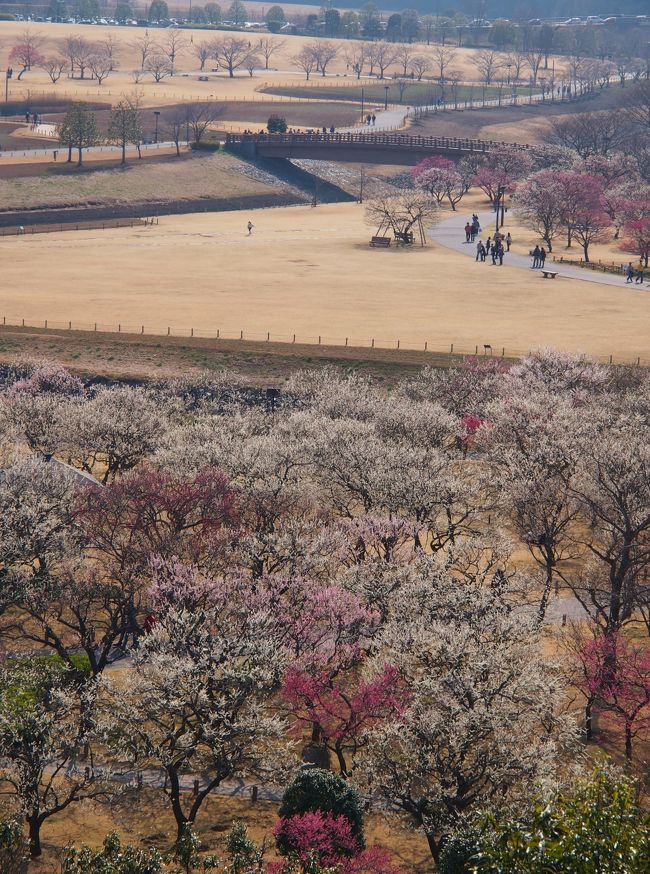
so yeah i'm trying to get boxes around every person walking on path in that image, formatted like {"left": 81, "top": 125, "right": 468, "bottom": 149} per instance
{"left": 531, "top": 245, "right": 541, "bottom": 268}
{"left": 371, "top": 114, "right": 376, "bottom": 125}
{"left": 464, "top": 222, "right": 472, "bottom": 243}
{"left": 247, "top": 221, "right": 254, "bottom": 235}
{"left": 636, "top": 266, "right": 645, "bottom": 284}
{"left": 476, "top": 240, "right": 483, "bottom": 261}
{"left": 496, "top": 243, "right": 504, "bottom": 265}
{"left": 505, "top": 232, "right": 512, "bottom": 251}
{"left": 539, "top": 247, "right": 547, "bottom": 268}
{"left": 485, "top": 236, "right": 491, "bottom": 255}
{"left": 626, "top": 262, "right": 635, "bottom": 283}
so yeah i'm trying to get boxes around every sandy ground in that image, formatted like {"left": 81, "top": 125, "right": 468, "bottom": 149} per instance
{"left": 0, "top": 20, "right": 571, "bottom": 109}
{"left": 1, "top": 201, "right": 648, "bottom": 360}
{"left": 27, "top": 788, "right": 432, "bottom": 873}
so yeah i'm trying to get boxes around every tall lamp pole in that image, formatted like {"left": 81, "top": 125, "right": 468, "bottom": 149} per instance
{"left": 495, "top": 185, "right": 505, "bottom": 233}
{"left": 5, "top": 67, "right": 12, "bottom": 103}
{"left": 360, "top": 86, "right": 364, "bottom": 123}
{"left": 384, "top": 84, "right": 389, "bottom": 110}
{"left": 153, "top": 110, "right": 160, "bottom": 143}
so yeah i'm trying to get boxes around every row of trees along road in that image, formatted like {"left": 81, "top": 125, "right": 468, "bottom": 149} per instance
{"left": 0, "top": 351, "right": 649, "bottom": 862}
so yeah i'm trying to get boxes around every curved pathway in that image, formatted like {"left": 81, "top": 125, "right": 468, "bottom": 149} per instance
{"left": 429, "top": 209, "right": 650, "bottom": 290}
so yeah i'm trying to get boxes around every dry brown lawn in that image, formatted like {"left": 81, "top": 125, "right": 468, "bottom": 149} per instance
{"left": 0, "top": 201, "right": 648, "bottom": 361}
{"left": 0, "top": 20, "right": 572, "bottom": 111}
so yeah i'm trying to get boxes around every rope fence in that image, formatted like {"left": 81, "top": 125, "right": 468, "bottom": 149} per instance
{"left": 0, "top": 317, "right": 647, "bottom": 368}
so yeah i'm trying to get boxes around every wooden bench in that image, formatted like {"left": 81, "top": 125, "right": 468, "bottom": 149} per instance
{"left": 370, "top": 236, "right": 391, "bottom": 248}
{"left": 541, "top": 270, "right": 557, "bottom": 279}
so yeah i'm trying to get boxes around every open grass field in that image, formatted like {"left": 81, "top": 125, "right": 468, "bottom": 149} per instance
{"left": 0, "top": 20, "right": 571, "bottom": 111}
{"left": 1, "top": 200, "right": 648, "bottom": 361}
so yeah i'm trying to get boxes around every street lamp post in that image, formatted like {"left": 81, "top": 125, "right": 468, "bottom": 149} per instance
{"left": 495, "top": 184, "right": 505, "bottom": 233}
{"left": 153, "top": 110, "right": 160, "bottom": 143}
{"left": 360, "top": 86, "right": 364, "bottom": 123}
{"left": 384, "top": 84, "right": 389, "bottom": 110}
{"left": 5, "top": 67, "right": 12, "bottom": 103}
{"left": 539, "top": 76, "right": 546, "bottom": 101}
{"left": 506, "top": 62, "right": 512, "bottom": 85}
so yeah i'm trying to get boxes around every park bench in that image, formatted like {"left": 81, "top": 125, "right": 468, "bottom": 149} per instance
{"left": 370, "top": 236, "right": 391, "bottom": 248}
{"left": 541, "top": 270, "right": 558, "bottom": 279}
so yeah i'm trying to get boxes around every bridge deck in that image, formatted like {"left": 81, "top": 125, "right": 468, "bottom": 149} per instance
{"left": 225, "top": 132, "right": 528, "bottom": 166}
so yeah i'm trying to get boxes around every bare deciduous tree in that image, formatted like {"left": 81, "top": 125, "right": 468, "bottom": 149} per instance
{"left": 41, "top": 56, "right": 67, "bottom": 83}
{"left": 162, "top": 29, "right": 186, "bottom": 76}
{"left": 431, "top": 44, "right": 457, "bottom": 81}
{"left": 365, "top": 191, "right": 439, "bottom": 244}
{"left": 194, "top": 40, "right": 212, "bottom": 72}
{"left": 369, "top": 41, "right": 397, "bottom": 79}
{"left": 257, "top": 36, "right": 285, "bottom": 70}
{"left": 145, "top": 53, "right": 172, "bottom": 83}
{"left": 88, "top": 52, "right": 113, "bottom": 85}
{"left": 212, "top": 35, "right": 250, "bottom": 78}
{"left": 292, "top": 47, "right": 316, "bottom": 80}
{"left": 474, "top": 49, "right": 502, "bottom": 85}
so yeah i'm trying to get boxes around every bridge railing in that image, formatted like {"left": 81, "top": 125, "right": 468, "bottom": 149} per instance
{"left": 224, "top": 132, "right": 530, "bottom": 152}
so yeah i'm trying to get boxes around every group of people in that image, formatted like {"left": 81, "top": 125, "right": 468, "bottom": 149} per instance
{"left": 531, "top": 245, "right": 547, "bottom": 269}
{"left": 466, "top": 217, "right": 511, "bottom": 267}
{"left": 365, "top": 114, "right": 378, "bottom": 126}
{"left": 464, "top": 215, "right": 481, "bottom": 243}
{"left": 626, "top": 262, "right": 647, "bottom": 285}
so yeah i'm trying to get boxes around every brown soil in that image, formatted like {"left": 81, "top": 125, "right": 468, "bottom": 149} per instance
{"left": 27, "top": 789, "right": 431, "bottom": 874}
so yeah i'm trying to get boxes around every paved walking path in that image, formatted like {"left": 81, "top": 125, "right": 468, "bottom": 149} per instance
{"left": 340, "top": 88, "right": 552, "bottom": 134}
{"left": 0, "top": 141, "right": 182, "bottom": 159}
{"left": 429, "top": 210, "right": 650, "bottom": 290}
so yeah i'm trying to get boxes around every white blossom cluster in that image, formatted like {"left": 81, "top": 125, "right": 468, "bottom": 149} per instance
{"left": 0, "top": 348, "right": 648, "bottom": 860}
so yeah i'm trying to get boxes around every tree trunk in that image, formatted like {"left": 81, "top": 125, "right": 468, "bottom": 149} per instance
{"left": 167, "top": 768, "right": 191, "bottom": 846}
{"left": 67, "top": 144, "right": 72, "bottom": 162}
{"left": 28, "top": 816, "right": 42, "bottom": 858}
{"left": 121, "top": 142, "right": 126, "bottom": 164}
{"left": 425, "top": 831, "right": 442, "bottom": 864}
{"left": 77, "top": 145, "right": 83, "bottom": 166}
{"left": 175, "top": 140, "right": 180, "bottom": 157}
{"left": 334, "top": 740, "right": 349, "bottom": 778}
{"left": 585, "top": 699, "right": 593, "bottom": 740}
{"left": 625, "top": 722, "right": 632, "bottom": 759}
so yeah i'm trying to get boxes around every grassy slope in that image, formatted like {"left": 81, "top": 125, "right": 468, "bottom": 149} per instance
{"left": 0, "top": 151, "right": 294, "bottom": 212}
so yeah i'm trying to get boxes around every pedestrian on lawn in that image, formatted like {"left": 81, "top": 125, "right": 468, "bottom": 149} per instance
{"left": 505, "top": 232, "right": 512, "bottom": 251}
{"left": 247, "top": 221, "right": 254, "bottom": 235}
{"left": 532, "top": 245, "right": 540, "bottom": 268}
